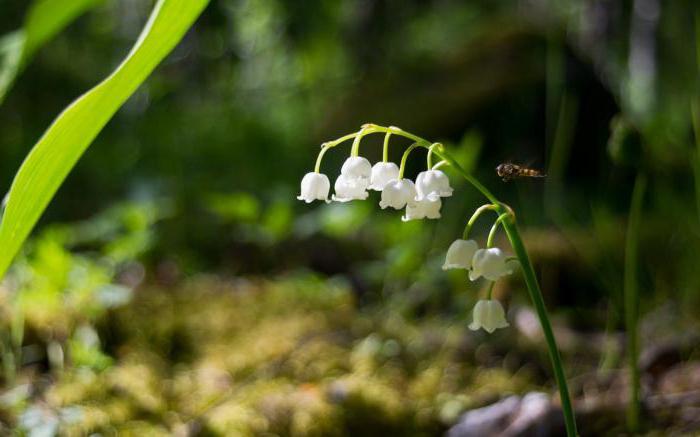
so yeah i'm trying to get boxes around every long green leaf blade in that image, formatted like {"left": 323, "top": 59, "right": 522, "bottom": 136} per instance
{"left": 0, "top": 0, "right": 104, "bottom": 104}
{"left": 0, "top": 0, "right": 210, "bottom": 279}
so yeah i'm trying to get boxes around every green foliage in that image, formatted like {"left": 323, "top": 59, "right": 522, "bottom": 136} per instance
{"left": 0, "top": 0, "right": 209, "bottom": 280}
{"left": 0, "top": 0, "right": 103, "bottom": 104}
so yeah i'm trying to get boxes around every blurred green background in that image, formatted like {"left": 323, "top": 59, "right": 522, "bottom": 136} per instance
{"left": 1, "top": 0, "right": 700, "bottom": 435}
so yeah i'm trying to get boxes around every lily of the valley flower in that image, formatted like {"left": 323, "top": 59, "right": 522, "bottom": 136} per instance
{"left": 469, "top": 248, "right": 515, "bottom": 281}
{"left": 379, "top": 178, "right": 417, "bottom": 209}
{"left": 402, "top": 193, "right": 441, "bottom": 221}
{"left": 333, "top": 157, "right": 372, "bottom": 202}
{"left": 415, "top": 170, "right": 453, "bottom": 200}
{"left": 297, "top": 172, "right": 331, "bottom": 203}
{"left": 333, "top": 174, "right": 370, "bottom": 202}
{"left": 442, "top": 239, "right": 479, "bottom": 270}
{"left": 369, "top": 162, "right": 400, "bottom": 191}
{"left": 469, "top": 299, "right": 509, "bottom": 333}
{"left": 341, "top": 156, "right": 372, "bottom": 179}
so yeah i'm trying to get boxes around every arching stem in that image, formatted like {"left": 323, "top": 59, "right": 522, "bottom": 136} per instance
{"left": 382, "top": 131, "right": 392, "bottom": 163}
{"left": 463, "top": 204, "right": 498, "bottom": 240}
{"left": 487, "top": 213, "right": 510, "bottom": 248}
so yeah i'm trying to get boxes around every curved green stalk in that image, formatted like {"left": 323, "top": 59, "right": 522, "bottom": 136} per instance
{"left": 314, "top": 145, "right": 331, "bottom": 173}
{"left": 463, "top": 204, "right": 498, "bottom": 239}
{"left": 398, "top": 142, "right": 426, "bottom": 179}
{"left": 501, "top": 217, "right": 577, "bottom": 436}
{"left": 382, "top": 131, "right": 392, "bottom": 162}
{"left": 624, "top": 172, "right": 647, "bottom": 432}
{"left": 439, "top": 146, "right": 578, "bottom": 437}
{"left": 486, "top": 213, "right": 510, "bottom": 248}
{"left": 486, "top": 281, "right": 495, "bottom": 299}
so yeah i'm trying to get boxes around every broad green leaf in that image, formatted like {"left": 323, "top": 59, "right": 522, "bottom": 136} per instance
{"left": 0, "top": 0, "right": 210, "bottom": 279}
{"left": 0, "top": 0, "right": 104, "bottom": 104}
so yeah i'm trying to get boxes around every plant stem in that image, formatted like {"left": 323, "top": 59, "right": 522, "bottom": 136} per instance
{"left": 314, "top": 145, "right": 331, "bottom": 173}
{"left": 486, "top": 213, "right": 509, "bottom": 248}
{"left": 427, "top": 143, "right": 440, "bottom": 169}
{"left": 486, "top": 281, "right": 495, "bottom": 299}
{"left": 440, "top": 146, "right": 578, "bottom": 437}
{"left": 398, "top": 143, "right": 425, "bottom": 179}
{"left": 463, "top": 204, "right": 498, "bottom": 240}
{"left": 350, "top": 127, "right": 367, "bottom": 156}
{"left": 501, "top": 218, "right": 578, "bottom": 437}
{"left": 382, "top": 131, "right": 392, "bottom": 163}
{"left": 624, "top": 172, "right": 647, "bottom": 433}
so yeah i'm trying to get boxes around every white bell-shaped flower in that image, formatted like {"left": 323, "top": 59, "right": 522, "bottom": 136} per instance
{"left": 469, "top": 299, "right": 509, "bottom": 333}
{"left": 402, "top": 193, "right": 441, "bottom": 221}
{"left": 297, "top": 172, "right": 330, "bottom": 203}
{"left": 469, "top": 248, "right": 515, "bottom": 281}
{"left": 340, "top": 156, "right": 372, "bottom": 179}
{"left": 442, "top": 239, "right": 479, "bottom": 270}
{"left": 369, "top": 162, "right": 400, "bottom": 191}
{"left": 415, "top": 170, "right": 453, "bottom": 200}
{"left": 332, "top": 173, "right": 370, "bottom": 202}
{"left": 379, "top": 179, "right": 416, "bottom": 209}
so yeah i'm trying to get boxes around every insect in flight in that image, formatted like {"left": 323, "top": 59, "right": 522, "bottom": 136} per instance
{"left": 495, "top": 163, "right": 546, "bottom": 182}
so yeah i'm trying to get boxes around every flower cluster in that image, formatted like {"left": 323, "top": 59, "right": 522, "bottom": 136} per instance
{"left": 298, "top": 124, "right": 515, "bottom": 334}
{"left": 299, "top": 156, "right": 453, "bottom": 220}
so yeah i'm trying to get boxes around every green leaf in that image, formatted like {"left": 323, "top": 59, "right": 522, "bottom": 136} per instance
{"left": 0, "top": 0, "right": 210, "bottom": 279}
{"left": 0, "top": 0, "right": 104, "bottom": 104}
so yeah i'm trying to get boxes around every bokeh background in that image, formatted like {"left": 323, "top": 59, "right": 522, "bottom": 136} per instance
{"left": 1, "top": 0, "right": 699, "bottom": 435}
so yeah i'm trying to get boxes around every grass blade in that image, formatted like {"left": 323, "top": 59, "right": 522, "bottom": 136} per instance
{"left": 0, "top": 0, "right": 104, "bottom": 104}
{"left": 0, "top": 0, "right": 210, "bottom": 279}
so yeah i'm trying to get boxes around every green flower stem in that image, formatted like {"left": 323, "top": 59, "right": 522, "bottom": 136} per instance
{"left": 463, "top": 204, "right": 498, "bottom": 240}
{"left": 313, "top": 124, "right": 430, "bottom": 174}
{"left": 486, "top": 281, "right": 495, "bottom": 299}
{"left": 350, "top": 127, "right": 369, "bottom": 157}
{"left": 624, "top": 172, "right": 647, "bottom": 432}
{"left": 382, "top": 131, "right": 392, "bottom": 162}
{"left": 436, "top": 145, "right": 578, "bottom": 437}
{"left": 432, "top": 160, "right": 448, "bottom": 170}
{"left": 398, "top": 142, "right": 427, "bottom": 179}
{"left": 427, "top": 143, "right": 440, "bottom": 169}
{"left": 501, "top": 217, "right": 577, "bottom": 437}
{"left": 314, "top": 145, "right": 332, "bottom": 173}
{"left": 486, "top": 213, "right": 510, "bottom": 248}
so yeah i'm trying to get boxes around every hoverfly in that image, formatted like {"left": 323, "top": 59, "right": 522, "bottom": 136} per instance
{"left": 495, "top": 163, "right": 546, "bottom": 182}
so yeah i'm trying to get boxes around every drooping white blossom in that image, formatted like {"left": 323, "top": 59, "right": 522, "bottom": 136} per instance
{"left": 369, "top": 162, "right": 400, "bottom": 191}
{"left": 297, "top": 172, "right": 331, "bottom": 203}
{"left": 469, "top": 299, "right": 509, "bottom": 333}
{"left": 340, "top": 156, "right": 372, "bottom": 179}
{"left": 442, "top": 239, "right": 479, "bottom": 270}
{"left": 469, "top": 248, "right": 515, "bottom": 281}
{"left": 331, "top": 156, "right": 372, "bottom": 202}
{"left": 332, "top": 173, "right": 370, "bottom": 202}
{"left": 402, "top": 193, "right": 442, "bottom": 221}
{"left": 415, "top": 170, "right": 453, "bottom": 200}
{"left": 379, "top": 179, "right": 417, "bottom": 209}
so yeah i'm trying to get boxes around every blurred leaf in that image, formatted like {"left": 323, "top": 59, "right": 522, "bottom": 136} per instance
{"left": 0, "top": 0, "right": 210, "bottom": 280}
{"left": 262, "top": 200, "right": 293, "bottom": 240}
{"left": 608, "top": 115, "right": 643, "bottom": 167}
{"left": 205, "top": 192, "right": 261, "bottom": 222}
{"left": 0, "top": 0, "right": 104, "bottom": 104}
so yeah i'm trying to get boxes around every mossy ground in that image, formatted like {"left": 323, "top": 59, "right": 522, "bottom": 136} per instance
{"left": 18, "top": 274, "right": 534, "bottom": 436}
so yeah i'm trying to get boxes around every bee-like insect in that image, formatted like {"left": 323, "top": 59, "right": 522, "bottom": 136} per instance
{"left": 496, "top": 163, "right": 546, "bottom": 182}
